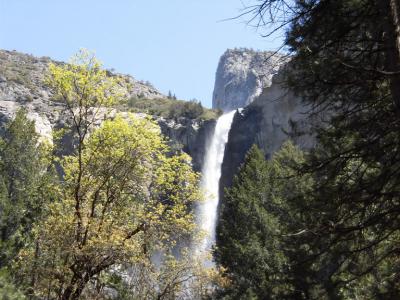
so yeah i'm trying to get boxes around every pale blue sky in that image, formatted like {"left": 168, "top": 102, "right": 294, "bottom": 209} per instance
{"left": 0, "top": 0, "right": 284, "bottom": 108}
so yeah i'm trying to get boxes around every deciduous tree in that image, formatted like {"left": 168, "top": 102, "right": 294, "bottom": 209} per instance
{"left": 16, "top": 51, "right": 205, "bottom": 299}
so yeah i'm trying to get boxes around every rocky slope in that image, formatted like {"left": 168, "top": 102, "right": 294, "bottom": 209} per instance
{"left": 0, "top": 49, "right": 216, "bottom": 171}
{"left": 0, "top": 50, "right": 164, "bottom": 136}
{"left": 212, "top": 48, "right": 286, "bottom": 111}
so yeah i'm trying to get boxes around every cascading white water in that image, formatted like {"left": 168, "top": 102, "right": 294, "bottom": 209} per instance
{"left": 195, "top": 110, "right": 236, "bottom": 259}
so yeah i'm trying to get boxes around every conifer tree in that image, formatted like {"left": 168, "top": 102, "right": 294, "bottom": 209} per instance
{"left": 0, "top": 109, "right": 53, "bottom": 268}
{"left": 215, "top": 143, "right": 315, "bottom": 299}
{"left": 239, "top": 1, "right": 400, "bottom": 297}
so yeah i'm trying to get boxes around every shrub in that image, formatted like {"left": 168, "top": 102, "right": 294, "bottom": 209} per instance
{"left": 126, "top": 97, "right": 219, "bottom": 121}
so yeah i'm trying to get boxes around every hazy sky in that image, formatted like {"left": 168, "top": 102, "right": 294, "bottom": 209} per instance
{"left": 0, "top": 0, "right": 284, "bottom": 108}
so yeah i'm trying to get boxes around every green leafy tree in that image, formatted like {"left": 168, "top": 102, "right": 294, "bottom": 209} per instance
{"left": 17, "top": 116, "right": 202, "bottom": 299}
{"left": 0, "top": 270, "right": 26, "bottom": 300}
{"left": 168, "top": 99, "right": 204, "bottom": 119}
{"left": 15, "top": 50, "right": 211, "bottom": 300}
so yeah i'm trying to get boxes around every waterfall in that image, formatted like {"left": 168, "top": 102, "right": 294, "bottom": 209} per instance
{"left": 195, "top": 110, "right": 236, "bottom": 260}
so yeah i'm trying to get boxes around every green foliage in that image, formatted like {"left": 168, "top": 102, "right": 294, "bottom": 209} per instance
{"left": 167, "top": 90, "right": 177, "bottom": 100}
{"left": 0, "top": 270, "right": 25, "bottom": 300}
{"left": 127, "top": 96, "right": 221, "bottom": 121}
{"left": 0, "top": 109, "right": 53, "bottom": 268}
{"left": 17, "top": 115, "right": 202, "bottom": 299}
{"left": 91, "top": 250, "right": 221, "bottom": 300}
{"left": 215, "top": 143, "right": 314, "bottom": 299}
{"left": 282, "top": 0, "right": 400, "bottom": 297}
{"left": 47, "top": 49, "right": 124, "bottom": 111}
{"left": 169, "top": 99, "right": 204, "bottom": 119}
{"left": 216, "top": 137, "right": 400, "bottom": 299}
{"left": 14, "top": 51, "right": 216, "bottom": 299}
{"left": 229, "top": 0, "right": 400, "bottom": 298}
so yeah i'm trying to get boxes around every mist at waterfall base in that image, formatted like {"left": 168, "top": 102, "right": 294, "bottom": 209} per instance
{"left": 194, "top": 110, "right": 237, "bottom": 265}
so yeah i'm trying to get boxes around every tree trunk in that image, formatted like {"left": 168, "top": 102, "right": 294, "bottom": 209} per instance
{"left": 61, "top": 280, "right": 87, "bottom": 300}
{"left": 28, "top": 239, "right": 40, "bottom": 300}
{"left": 390, "top": 0, "right": 400, "bottom": 59}
{"left": 70, "top": 278, "right": 89, "bottom": 300}
{"left": 61, "top": 286, "right": 73, "bottom": 300}
{"left": 383, "top": 0, "right": 400, "bottom": 115}
{"left": 61, "top": 269, "right": 97, "bottom": 299}
{"left": 60, "top": 274, "right": 81, "bottom": 300}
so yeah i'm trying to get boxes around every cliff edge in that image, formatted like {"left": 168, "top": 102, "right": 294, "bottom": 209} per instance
{"left": 212, "top": 48, "right": 286, "bottom": 111}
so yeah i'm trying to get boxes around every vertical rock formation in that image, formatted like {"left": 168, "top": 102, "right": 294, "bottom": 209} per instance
{"left": 219, "top": 66, "right": 315, "bottom": 201}
{"left": 212, "top": 48, "right": 286, "bottom": 111}
{"left": 157, "top": 117, "right": 216, "bottom": 171}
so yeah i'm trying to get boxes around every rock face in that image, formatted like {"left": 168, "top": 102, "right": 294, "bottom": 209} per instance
{"left": 219, "top": 67, "right": 314, "bottom": 200}
{"left": 212, "top": 48, "right": 286, "bottom": 111}
{"left": 158, "top": 117, "right": 216, "bottom": 171}
{"left": 0, "top": 49, "right": 215, "bottom": 171}
{"left": 211, "top": 49, "right": 314, "bottom": 200}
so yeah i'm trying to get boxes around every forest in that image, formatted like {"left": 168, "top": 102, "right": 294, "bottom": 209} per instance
{"left": 0, "top": 0, "right": 399, "bottom": 299}
{"left": 216, "top": 0, "right": 400, "bottom": 299}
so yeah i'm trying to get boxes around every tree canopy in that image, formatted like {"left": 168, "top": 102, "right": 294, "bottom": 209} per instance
{"left": 214, "top": 1, "right": 400, "bottom": 298}
{"left": 4, "top": 50, "right": 214, "bottom": 299}
{"left": 0, "top": 109, "right": 53, "bottom": 268}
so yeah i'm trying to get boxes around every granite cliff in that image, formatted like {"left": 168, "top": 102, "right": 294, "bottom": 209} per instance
{"left": 0, "top": 48, "right": 314, "bottom": 180}
{"left": 212, "top": 48, "right": 286, "bottom": 111}
{"left": 215, "top": 55, "right": 315, "bottom": 200}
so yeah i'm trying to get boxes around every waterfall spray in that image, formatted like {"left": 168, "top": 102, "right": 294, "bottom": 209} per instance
{"left": 195, "top": 110, "right": 236, "bottom": 262}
